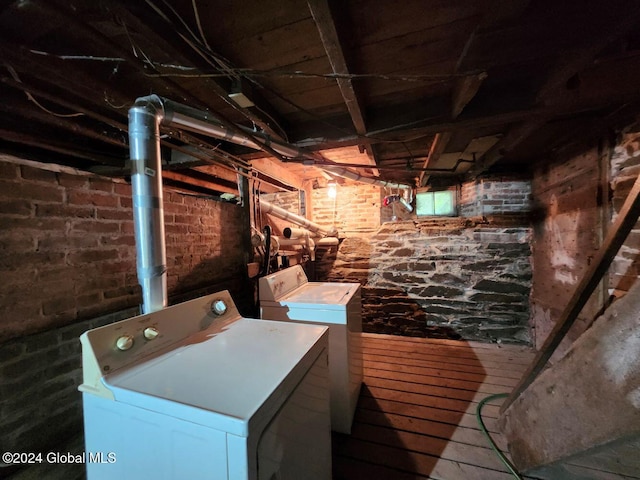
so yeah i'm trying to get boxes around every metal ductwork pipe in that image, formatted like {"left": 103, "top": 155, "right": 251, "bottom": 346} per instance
{"left": 321, "top": 165, "right": 411, "bottom": 190}
{"left": 149, "top": 96, "right": 413, "bottom": 191}
{"left": 260, "top": 199, "right": 338, "bottom": 237}
{"left": 129, "top": 98, "right": 168, "bottom": 313}
{"left": 129, "top": 94, "right": 410, "bottom": 310}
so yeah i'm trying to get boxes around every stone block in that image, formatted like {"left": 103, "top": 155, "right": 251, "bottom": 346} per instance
{"left": 470, "top": 292, "right": 526, "bottom": 304}
{"left": 473, "top": 279, "right": 529, "bottom": 295}
{"left": 430, "top": 273, "right": 465, "bottom": 284}
{"left": 421, "top": 285, "right": 465, "bottom": 297}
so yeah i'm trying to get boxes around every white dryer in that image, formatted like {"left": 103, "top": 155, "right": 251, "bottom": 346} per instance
{"left": 79, "top": 290, "right": 331, "bottom": 480}
{"left": 259, "top": 265, "right": 362, "bottom": 434}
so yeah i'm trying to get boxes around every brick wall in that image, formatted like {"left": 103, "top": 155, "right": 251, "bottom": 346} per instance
{"left": 0, "top": 156, "right": 249, "bottom": 468}
{"left": 312, "top": 184, "right": 381, "bottom": 235}
{"left": 610, "top": 119, "right": 640, "bottom": 297}
{"left": 259, "top": 190, "right": 301, "bottom": 236}
{"left": 460, "top": 176, "right": 532, "bottom": 216}
{"left": 0, "top": 158, "right": 248, "bottom": 341}
{"left": 0, "top": 308, "right": 136, "bottom": 469}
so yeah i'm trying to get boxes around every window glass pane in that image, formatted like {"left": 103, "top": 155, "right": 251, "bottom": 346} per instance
{"left": 416, "top": 192, "right": 434, "bottom": 216}
{"left": 434, "top": 191, "right": 454, "bottom": 215}
{"left": 416, "top": 190, "right": 456, "bottom": 216}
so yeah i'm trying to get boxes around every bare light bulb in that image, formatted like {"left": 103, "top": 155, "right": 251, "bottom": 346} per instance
{"left": 327, "top": 181, "right": 337, "bottom": 198}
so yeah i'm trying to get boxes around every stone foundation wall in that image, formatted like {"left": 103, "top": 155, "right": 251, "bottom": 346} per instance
{"left": 319, "top": 217, "right": 532, "bottom": 343}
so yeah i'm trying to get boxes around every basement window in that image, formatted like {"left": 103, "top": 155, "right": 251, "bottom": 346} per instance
{"left": 416, "top": 190, "right": 456, "bottom": 216}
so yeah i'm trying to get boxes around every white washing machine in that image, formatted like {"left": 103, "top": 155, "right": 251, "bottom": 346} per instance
{"left": 79, "top": 290, "right": 331, "bottom": 480}
{"left": 258, "top": 265, "right": 362, "bottom": 434}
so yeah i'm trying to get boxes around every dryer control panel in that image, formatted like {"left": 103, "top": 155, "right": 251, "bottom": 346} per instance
{"left": 259, "top": 264, "right": 309, "bottom": 302}
{"left": 79, "top": 290, "right": 240, "bottom": 399}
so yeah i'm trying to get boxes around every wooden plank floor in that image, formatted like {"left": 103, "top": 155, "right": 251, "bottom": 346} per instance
{"left": 333, "top": 333, "right": 639, "bottom": 480}
{"left": 332, "top": 333, "right": 535, "bottom": 480}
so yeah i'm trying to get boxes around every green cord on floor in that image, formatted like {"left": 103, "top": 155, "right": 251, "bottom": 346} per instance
{"left": 476, "top": 393, "right": 524, "bottom": 480}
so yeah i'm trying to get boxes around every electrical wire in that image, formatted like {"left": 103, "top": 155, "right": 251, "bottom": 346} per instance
{"left": 140, "top": 0, "right": 437, "bottom": 147}
{"left": 191, "top": 0, "right": 211, "bottom": 51}
{"left": 6, "top": 64, "right": 84, "bottom": 118}
{"left": 476, "top": 393, "right": 524, "bottom": 480}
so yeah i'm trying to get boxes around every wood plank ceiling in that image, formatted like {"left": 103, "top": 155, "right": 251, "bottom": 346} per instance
{"left": 1, "top": 0, "right": 640, "bottom": 193}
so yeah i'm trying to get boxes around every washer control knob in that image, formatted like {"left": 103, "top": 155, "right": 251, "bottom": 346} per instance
{"left": 211, "top": 299, "right": 228, "bottom": 316}
{"left": 143, "top": 327, "right": 159, "bottom": 340}
{"left": 116, "top": 335, "right": 134, "bottom": 351}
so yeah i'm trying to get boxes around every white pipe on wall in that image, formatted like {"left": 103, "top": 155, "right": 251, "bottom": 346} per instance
{"left": 272, "top": 235, "right": 316, "bottom": 261}
{"left": 316, "top": 237, "right": 340, "bottom": 247}
{"left": 260, "top": 199, "right": 338, "bottom": 237}
{"left": 284, "top": 226, "right": 318, "bottom": 239}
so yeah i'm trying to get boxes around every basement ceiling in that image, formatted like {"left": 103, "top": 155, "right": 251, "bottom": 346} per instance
{"left": 1, "top": 0, "right": 640, "bottom": 192}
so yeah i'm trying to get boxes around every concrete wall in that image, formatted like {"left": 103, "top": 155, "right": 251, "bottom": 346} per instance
{"left": 0, "top": 156, "right": 248, "bottom": 465}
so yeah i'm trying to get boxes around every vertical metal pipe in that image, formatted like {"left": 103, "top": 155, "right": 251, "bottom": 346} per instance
{"left": 129, "top": 99, "right": 167, "bottom": 313}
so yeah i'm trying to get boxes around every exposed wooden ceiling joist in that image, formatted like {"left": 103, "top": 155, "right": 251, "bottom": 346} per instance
{"left": 2, "top": 0, "right": 640, "bottom": 188}
{"left": 472, "top": 2, "right": 640, "bottom": 176}
{"left": 419, "top": 132, "right": 452, "bottom": 187}
{"left": 307, "top": 0, "right": 367, "bottom": 138}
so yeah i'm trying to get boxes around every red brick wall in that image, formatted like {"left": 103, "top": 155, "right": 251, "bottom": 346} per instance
{"left": 610, "top": 119, "right": 640, "bottom": 297}
{"left": 0, "top": 156, "right": 249, "bottom": 464}
{"left": 0, "top": 157, "right": 248, "bottom": 342}
{"left": 312, "top": 184, "right": 381, "bottom": 235}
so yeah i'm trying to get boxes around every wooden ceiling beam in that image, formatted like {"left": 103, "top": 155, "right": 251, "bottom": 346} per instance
{"left": 250, "top": 158, "right": 306, "bottom": 191}
{"left": 419, "top": 132, "right": 453, "bottom": 187}
{"left": 536, "top": 7, "right": 640, "bottom": 103}
{"left": 307, "top": 0, "right": 367, "bottom": 137}
{"left": 467, "top": 121, "right": 542, "bottom": 178}
{"left": 0, "top": 129, "right": 122, "bottom": 166}
{"left": 0, "top": 100, "right": 127, "bottom": 150}
{"left": 162, "top": 170, "right": 237, "bottom": 196}
{"left": 472, "top": 6, "right": 640, "bottom": 177}
{"left": 42, "top": 0, "right": 286, "bottom": 162}
{"left": 451, "top": 72, "right": 488, "bottom": 119}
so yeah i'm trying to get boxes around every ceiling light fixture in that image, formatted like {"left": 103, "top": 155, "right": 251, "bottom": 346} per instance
{"left": 327, "top": 180, "right": 337, "bottom": 198}
{"left": 228, "top": 80, "right": 255, "bottom": 108}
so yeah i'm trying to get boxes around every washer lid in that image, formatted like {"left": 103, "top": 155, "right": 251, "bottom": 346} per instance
{"left": 281, "top": 282, "right": 360, "bottom": 309}
{"left": 103, "top": 318, "right": 327, "bottom": 436}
